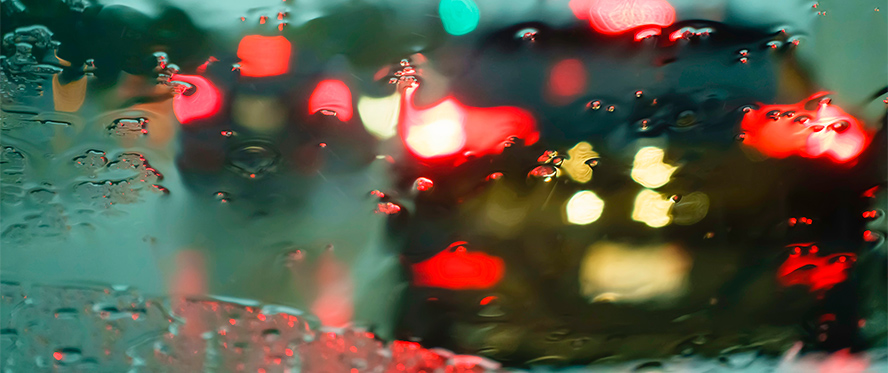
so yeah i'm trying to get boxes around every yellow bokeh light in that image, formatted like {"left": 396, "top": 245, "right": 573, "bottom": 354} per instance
{"left": 632, "top": 189, "right": 673, "bottom": 228}
{"left": 631, "top": 147, "right": 678, "bottom": 188}
{"left": 565, "top": 190, "right": 605, "bottom": 225}
{"left": 232, "top": 94, "right": 285, "bottom": 133}
{"left": 561, "top": 142, "right": 600, "bottom": 183}
{"left": 672, "top": 192, "right": 710, "bottom": 225}
{"left": 579, "top": 241, "right": 691, "bottom": 304}
{"left": 358, "top": 93, "right": 401, "bottom": 139}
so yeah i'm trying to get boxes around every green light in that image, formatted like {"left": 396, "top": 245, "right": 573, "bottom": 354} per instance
{"left": 439, "top": 0, "right": 480, "bottom": 36}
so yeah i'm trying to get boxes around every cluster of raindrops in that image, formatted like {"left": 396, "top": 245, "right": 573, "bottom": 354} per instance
{"left": 107, "top": 117, "right": 148, "bottom": 138}
{"left": 0, "top": 281, "right": 504, "bottom": 372}
{"left": 0, "top": 26, "right": 65, "bottom": 101}
{"left": 72, "top": 151, "right": 167, "bottom": 209}
{"left": 388, "top": 59, "right": 418, "bottom": 88}
{"left": 528, "top": 150, "right": 562, "bottom": 182}
{"left": 0, "top": 146, "right": 27, "bottom": 204}
{"left": 668, "top": 26, "right": 714, "bottom": 42}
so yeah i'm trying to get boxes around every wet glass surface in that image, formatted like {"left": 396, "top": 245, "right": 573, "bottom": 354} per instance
{"left": 1, "top": 0, "right": 887, "bottom": 371}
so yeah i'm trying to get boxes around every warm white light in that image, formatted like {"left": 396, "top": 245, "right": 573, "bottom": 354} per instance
{"left": 632, "top": 189, "right": 672, "bottom": 228}
{"left": 358, "top": 93, "right": 401, "bottom": 139}
{"left": 565, "top": 190, "right": 605, "bottom": 225}
{"left": 631, "top": 146, "right": 677, "bottom": 188}
{"left": 404, "top": 101, "right": 466, "bottom": 158}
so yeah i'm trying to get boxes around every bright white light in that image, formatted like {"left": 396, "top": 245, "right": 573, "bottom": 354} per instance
{"left": 565, "top": 190, "right": 605, "bottom": 225}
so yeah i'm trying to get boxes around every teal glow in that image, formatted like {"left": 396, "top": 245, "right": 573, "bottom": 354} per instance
{"left": 438, "top": 0, "right": 480, "bottom": 36}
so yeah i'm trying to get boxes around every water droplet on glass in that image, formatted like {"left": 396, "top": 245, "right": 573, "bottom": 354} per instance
{"left": 676, "top": 110, "right": 696, "bottom": 127}
{"left": 516, "top": 28, "right": 538, "bottom": 41}
{"left": 221, "top": 130, "right": 236, "bottom": 137}
{"left": 670, "top": 195, "right": 681, "bottom": 203}
{"left": 606, "top": 105, "right": 615, "bottom": 112}
{"left": 228, "top": 144, "right": 279, "bottom": 179}
{"left": 635, "top": 90, "right": 643, "bottom": 98}
{"left": 414, "top": 177, "right": 434, "bottom": 192}
{"left": 587, "top": 100, "right": 602, "bottom": 110}
{"left": 767, "top": 40, "right": 783, "bottom": 49}
{"left": 528, "top": 165, "right": 557, "bottom": 182}
{"left": 739, "top": 57, "right": 748, "bottom": 64}
{"left": 52, "top": 347, "right": 82, "bottom": 364}
{"left": 375, "top": 202, "right": 402, "bottom": 215}
{"left": 214, "top": 191, "right": 231, "bottom": 203}
{"left": 633, "top": 361, "right": 664, "bottom": 372}
{"left": 830, "top": 120, "right": 849, "bottom": 133}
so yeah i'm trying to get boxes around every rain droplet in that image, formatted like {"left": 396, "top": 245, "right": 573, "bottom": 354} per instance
{"left": 221, "top": 130, "right": 236, "bottom": 137}
{"left": 767, "top": 40, "right": 783, "bottom": 49}
{"left": 528, "top": 165, "right": 557, "bottom": 181}
{"left": 414, "top": 177, "right": 434, "bottom": 191}
{"left": 285, "top": 250, "right": 305, "bottom": 267}
{"left": 633, "top": 361, "right": 664, "bottom": 372}
{"left": 587, "top": 100, "right": 602, "bottom": 110}
{"left": 606, "top": 105, "right": 615, "bottom": 112}
{"left": 515, "top": 28, "right": 538, "bottom": 41}
{"left": 676, "top": 110, "right": 696, "bottom": 127}
{"left": 537, "top": 150, "right": 558, "bottom": 163}
{"left": 670, "top": 195, "right": 681, "bottom": 203}
{"left": 486, "top": 172, "right": 504, "bottom": 181}
{"left": 375, "top": 202, "right": 402, "bottom": 215}
{"left": 766, "top": 110, "right": 781, "bottom": 120}
{"left": 53, "top": 347, "right": 82, "bottom": 364}
{"left": 739, "top": 57, "right": 748, "bottom": 64}
{"left": 214, "top": 191, "right": 231, "bottom": 203}
{"left": 635, "top": 90, "right": 643, "bottom": 98}
{"left": 228, "top": 144, "right": 279, "bottom": 179}
{"left": 735, "top": 132, "right": 747, "bottom": 142}
{"left": 830, "top": 120, "right": 849, "bottom": 132}
{"left": 584, "top": 157, "right": 600, "bottom": 168}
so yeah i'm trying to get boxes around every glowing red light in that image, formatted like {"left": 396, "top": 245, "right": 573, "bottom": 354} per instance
{"left": 547, "top": 58, "right": 587, "bottom": 104}
{"left": 479, "top": 295, "right": 497, "bottom": 305}
{"left": 411, "top": 241, "right": 505, "bottom": 290}
{"left": 53, "top": 352, "right": 63, "bottom": 361}
{"left": 311, "top": 252, "right": 353, "bottom": 328}
{"left": 171, "top": 74, "right": 222, "bottom": 124}
{"left": 863, "top": 230, "right": 880, "bottom": 242}
{"left": 308, "top": 80, "right": 353, "bottom": 121}
{"left": 236, "top": 35, "right": 292, "bottom": 78}
{"left": 398, "top": 86, "right": 538, "bottom": 163}
{"left": 862, "top": 186, "right": 879, "bottom": 198}
{"left": 285, "top": 348, "right": 293, "bottom": 356}
{"left": 569, "top": 0, "right": 676, "bottom": 35}
{"left": 778, "top": 245, "right": 856, "bottom": 292}
{"left": 740, "top": 92, "right": 872, "bottom": 163}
